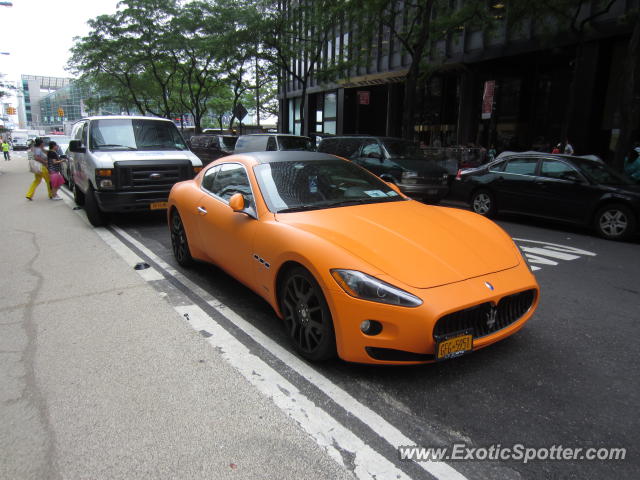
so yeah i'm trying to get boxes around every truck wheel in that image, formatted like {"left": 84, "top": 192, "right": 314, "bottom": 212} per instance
{"left": 84, "top": 186, "right": 106, "bottom": 227}
{"left": 73, "top": 182, "right": 84, "bottom": 206}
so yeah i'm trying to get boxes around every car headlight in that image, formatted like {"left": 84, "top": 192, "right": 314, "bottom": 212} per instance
{"left": 401, "top": 170, "right": 419, "bottom": 181}
{"left": 330, "top": 269, "right": 423, "bottom": 307}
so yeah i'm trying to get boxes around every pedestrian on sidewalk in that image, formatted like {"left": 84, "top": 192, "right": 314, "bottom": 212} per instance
{"left": 564, "top": 139, "right": 574, "bottom": 155}
{"left": 552, "top": 143, "right": 561, "bottom": 154}
{"left": 25, "top": 138, "right": 52, "bottom": 200}
{"left": 2, "top": 139, "right": 10, "bottom": 161}
{"left": 47, "top": 141, "right": 65, "bottom": 200}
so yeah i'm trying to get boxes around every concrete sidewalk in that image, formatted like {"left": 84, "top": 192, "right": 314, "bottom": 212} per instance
{"left": 0, "top": 154, "right": 352, "bottom": 480}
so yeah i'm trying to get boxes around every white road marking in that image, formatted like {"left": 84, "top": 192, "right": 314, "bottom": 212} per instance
{"left": 111, "top": 225, "right": 468, "bottom": 480}
{"left": 513, "top": 237, "right": 597, "bottom": 272}
{"left": 177, "top": 303, "right": 410, "bottom": 480}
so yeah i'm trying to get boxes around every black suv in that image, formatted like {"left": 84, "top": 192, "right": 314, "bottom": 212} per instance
{"left": 318, "top": 136, "right": 449, "bottom": 203}
{"left": 189, "top": 134, "right": 237, "bottom": 166}
{"left": 452, "top": 152, "right": 640, "bottom": 240}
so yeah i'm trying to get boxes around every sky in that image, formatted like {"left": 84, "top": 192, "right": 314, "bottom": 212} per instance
{"left": 1, "top": 0, "right": 120, "bottom": 102}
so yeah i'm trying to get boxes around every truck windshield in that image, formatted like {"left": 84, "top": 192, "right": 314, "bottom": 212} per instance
{"left": 89, "top": 119, "right": 188, "bottom": 151}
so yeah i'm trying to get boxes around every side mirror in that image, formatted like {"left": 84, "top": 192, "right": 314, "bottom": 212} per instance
{"left": 386, "top": 182, "right": 402, "bottom": 195}
{"left": 229, "top": 193, "right": 246, "bottom": 212}
{"left": 69, "top": 140, "right": 86, "bottom": 153}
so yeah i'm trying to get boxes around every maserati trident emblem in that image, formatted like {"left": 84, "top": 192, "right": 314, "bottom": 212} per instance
{"left": 484, "top": 281, "right": 494, "bottom": 291}
{"left": 486, "top": 306, "right": 498, "bottom": 329}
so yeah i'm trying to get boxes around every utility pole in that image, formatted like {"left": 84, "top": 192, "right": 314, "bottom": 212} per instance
{"left": 255, "top": 55, "right": 260, "bottom": 127}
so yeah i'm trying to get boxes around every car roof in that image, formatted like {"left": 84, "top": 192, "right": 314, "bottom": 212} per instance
{"left": 494, "top": 151, "right": 601, "bottom": 163}
{"left": 74, "top": 115, "right": 174, "bottom": 123}
{"left": 239, "top": 133, "right": 310, "bottom": 138}
{"left": 321, "top": 135, "right": 409, "bottom": 141}
{"left": 235, "top": 151, "right": 340, "bottom": 164}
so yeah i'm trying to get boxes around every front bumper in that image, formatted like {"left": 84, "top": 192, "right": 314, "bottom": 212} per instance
{"left": 325, "top": 263, "right": 539, "bottom": 365}
{"left": 398, "top": 183, "right": 449, "bottom": 201}
{"left": 94, "top": 189, "right": 171, "bottom": 213}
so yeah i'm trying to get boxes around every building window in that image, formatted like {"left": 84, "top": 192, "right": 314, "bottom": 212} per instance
{"left": 323, "top": 91, "right": 337, "bottom": 134}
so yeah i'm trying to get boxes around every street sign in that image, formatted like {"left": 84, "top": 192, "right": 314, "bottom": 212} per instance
{"left": 357, "top": 91, "right": 370, "bottom": 105}
{"left": 233, "top": 103, "right": 248, "bottom": 121}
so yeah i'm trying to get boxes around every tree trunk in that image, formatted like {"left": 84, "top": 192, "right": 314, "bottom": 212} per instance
{"left": 401, "top": 0, "right": 433, "bottom": 140}
{"left": 299, "top": 80, "right": 307, "bottom": 136}
{"left": 614, "top": 17, "right": 640, "bottom": 172}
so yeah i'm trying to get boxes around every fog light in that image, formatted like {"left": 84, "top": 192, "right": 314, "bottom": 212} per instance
{"left": 360, "top": 320, "right": 383, "bottom": 336}
{"left": 99, "top": 179, "right": 113, "bottom": 188}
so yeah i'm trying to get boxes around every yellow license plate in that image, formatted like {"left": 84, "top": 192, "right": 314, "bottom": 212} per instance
{"left": 436, "top": 332, "right": 473, "bottom": 361}
{"left": 150, "top": 202, "right": 168, "bottom": 210}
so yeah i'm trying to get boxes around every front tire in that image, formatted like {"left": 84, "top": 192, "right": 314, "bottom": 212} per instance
{"left": 170, "top": 210, "right": 194, "bottom": 267}
{"left": 471, "top": 189, "right": 496, "bottom": 217}
{"left": 594, "top": 204, "right": 636, "bottom": 241}
{"left": 279, "top": 266, "right": 337, "bottom": 362}
{"left": 84, "top": 186, "right": 106, "bottom": 227}
{"left": 73, "top": 181, "right": 84, "bottom": 206}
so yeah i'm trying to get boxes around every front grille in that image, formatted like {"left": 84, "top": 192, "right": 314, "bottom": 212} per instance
{"left": 365, "top": 347, "right": 434, "bottom": 362}
{"left": 114, "top": 160, "right": 193, "bottom": 191}
{"left": 433, "top": 289, "right": 536, "bottom": 340}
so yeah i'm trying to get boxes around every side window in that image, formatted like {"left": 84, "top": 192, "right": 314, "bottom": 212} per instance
{"left": 201, "top": 165, "right": 219, "bottom": 191}
{"left": 208, "top": 137, "right": 219, "bottom": 149}
{"left": 504, "top": 158, "right": 538, "bottom": 176}
{"left": 80, "top": 123, "right": 88, "bottom": 146}
{"left": 541, "top": 160, "right": 581, "bottom": 181}
{"left": 489, "top": 160, "right": 506, "bottom": 172}
{"left": 210, "top": 163, "right": 254, "bottom": 206}
{"left": 266, "top": 136, "right": 277, "bottom": 151}
{"left": 360, "top": 140, "right": 382, "bottom": 158}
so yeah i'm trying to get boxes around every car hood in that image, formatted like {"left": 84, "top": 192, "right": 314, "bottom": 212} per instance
{"left": 276, "top": 201, "right": 520, "bottom": 289}
{"left": 92, "top": 150, "right": 201, "bottom": 167}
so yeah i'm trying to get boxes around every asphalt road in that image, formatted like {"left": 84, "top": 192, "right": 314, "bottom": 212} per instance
{"left": 102, "top": 200, "right": 639, "bottom": 480}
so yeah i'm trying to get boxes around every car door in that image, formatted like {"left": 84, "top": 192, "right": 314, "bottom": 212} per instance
{"left": 535, "top": 158, "right": 593, "bottom": 222}
{"left": 196, "top": 163, "right": 258, "bottom": 288}
{"left": 495, "top": 157, "right": 540, "bottom": 214}
{"left": 72, "top": 122, "right": 90, "bottom": 192}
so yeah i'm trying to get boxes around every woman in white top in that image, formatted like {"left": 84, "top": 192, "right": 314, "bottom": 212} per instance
{"left": 25, "top": 138, "right": 53, "bottom": 200}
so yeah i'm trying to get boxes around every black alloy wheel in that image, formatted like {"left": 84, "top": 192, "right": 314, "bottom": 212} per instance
{"left": 594, "top": 204, "right": 636, "bottom": 241}
{"left": 170, "top": 210, "right": 194, "bottom": 267}
{"left": 279, "top": 267, "right": 336, "bottom": 361}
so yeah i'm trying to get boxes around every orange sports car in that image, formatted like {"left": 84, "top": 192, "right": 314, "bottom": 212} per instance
{"left": 167, "top": 151, "right": 539, "bottom": 365}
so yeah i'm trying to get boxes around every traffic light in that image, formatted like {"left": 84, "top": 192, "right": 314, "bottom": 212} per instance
{"left": 57, "top": 107, "right": 64, "bottom": 117}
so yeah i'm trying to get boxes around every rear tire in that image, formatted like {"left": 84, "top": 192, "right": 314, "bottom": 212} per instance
{"left": 170, "top": 210, "right": 194, "bottom": 267}
{"left": 84, "top": 186, "right": 106, "bottom": 227}
{"left": 470, "top": 189, "right": 496, "bottom": 217}
{"left": 594, "top": 204, "right": 636, "bottom": 241}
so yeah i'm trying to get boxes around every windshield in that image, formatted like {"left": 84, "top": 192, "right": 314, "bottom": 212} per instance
{"left": 278, "top": 136, "right": 314, "bottom": 151}
{"left": 572, "top": 158, "right": 635, "bottom": 186}
{"left": 254, "top": 159, "right": 404, "bottom": 213}
{"left": 89, "top": 119, "right": 188, "bottom": 151}
{"left": 382, "top": 139, "right": 425, "bottom": 158}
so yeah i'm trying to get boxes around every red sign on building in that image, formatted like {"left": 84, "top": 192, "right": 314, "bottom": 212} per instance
{"left": 357, "top": 90, "right": 370, "bottom": 105}
{"left": 481, "top": 80, "right": 496, "bottom": 120}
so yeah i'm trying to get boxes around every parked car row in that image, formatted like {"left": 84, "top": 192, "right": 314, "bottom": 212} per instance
{"left": 451, "top": 152, "right": 640, "bottom": 240}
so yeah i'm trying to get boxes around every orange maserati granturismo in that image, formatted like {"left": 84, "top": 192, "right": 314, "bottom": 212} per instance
{"left": 167, "top": 151, "right": 539, "bottom": 365}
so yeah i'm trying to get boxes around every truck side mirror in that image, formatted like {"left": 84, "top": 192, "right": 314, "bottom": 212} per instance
{"left": 69, "top": 140, "right": 86, "bottom": 153}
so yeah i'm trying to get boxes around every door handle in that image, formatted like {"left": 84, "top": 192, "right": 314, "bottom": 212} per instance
{"left": 197, "top": 206, "right": 208, "bottom": 215}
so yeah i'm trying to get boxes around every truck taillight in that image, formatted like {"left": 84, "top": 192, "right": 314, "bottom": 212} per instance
{"left": 455, "top": 169, "right": 462, "bottom": 181}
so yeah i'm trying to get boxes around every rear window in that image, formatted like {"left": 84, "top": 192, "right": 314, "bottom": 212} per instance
{"left": 278, "top": 136, "right": 314, "bottom": 151}
{"left": 318, "top": 138, "right": 362, "bottom": 158}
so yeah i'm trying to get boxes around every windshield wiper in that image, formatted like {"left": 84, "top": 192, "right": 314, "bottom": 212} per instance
{"left": 276, "top": 204, "right": 322, "bottom": 213}
{"left": 94, "top": 144, "right": 136, "bottom": 150}
{"left": 325, "top": 197, "right": 403, "bottom": 208}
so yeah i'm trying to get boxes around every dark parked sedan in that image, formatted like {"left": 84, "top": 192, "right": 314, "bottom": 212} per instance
{"left": 189, "top": 134, "right": 237, "bottom": 165}
{"left": 318, "top": 136, "right": 449, "bottom": 203}
{"left": 453, "top": 152, "right": 640, "bottom": 240}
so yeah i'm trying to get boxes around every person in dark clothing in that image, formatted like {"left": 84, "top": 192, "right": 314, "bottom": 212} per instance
{"left": 47, "top": 141, "right": 65, "bottom": 200}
